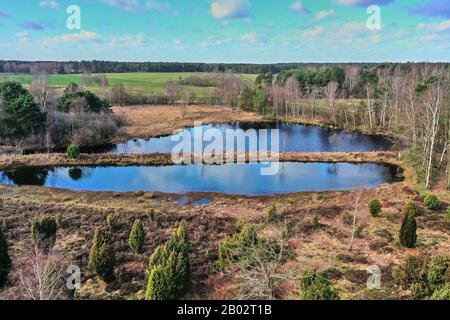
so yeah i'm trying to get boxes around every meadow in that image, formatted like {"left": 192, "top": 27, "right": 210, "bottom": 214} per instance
{"left": 0, "top": 72, "right": 258, "bottom": 96}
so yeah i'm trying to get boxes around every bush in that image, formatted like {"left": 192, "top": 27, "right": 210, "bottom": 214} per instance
{"left": 146, "top": 221, "right": 191, "bottom": 300}
{"left": 311, "top": 215, "right": 320, "bottom": 228}
{"left": 217, "top": 223, "right": 259, "bottom": 268}
{"left": 399, "top": 206, "right": 417, "bottom": 248}
{"left": 55, "top": 213, "right": 63, "bottom": 228}
{"left": 0, "top": 228, "right": 11, "bottom": 286}
{"left": 392, "top": 255, "right": 428, "bottom": 289}
{"left": 427, "top": 255, "right": 450, "bottom": 291}
{"left": 31, "top": 216, "right": 57, "bottom": 248}
{"left": 429, "top": 283, "right": 450, "bottom": 300}
{"left": 106, "top": 213, "right": 119, "bottom": 231}
{"left": 267, "top": 204, "right": 281, "bottom": 223}
{"left": 129, "top": 219, "right": 145, "bottom": 254}
{"left": 424, "top": 195, "right": 439, "bottom": 211}
{"left": 410, "top": 282, "right": 430, "bottom": 300}
{"left": 66, "top": 144, "right": 80, "bottom": 159}
{"left": 88, "top": 228, "right": 116, "bottom": 282}
{"left": 299, "top": 270, "right": 339, "bottom": 300}
{"left": 403, "top": 202, "right": 418, "bottom": 217}
{"left": 369, "top": 199, "right": 382, "bottom": 217}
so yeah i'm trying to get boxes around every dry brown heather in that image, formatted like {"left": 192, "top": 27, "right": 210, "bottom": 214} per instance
{"left": 113, "top": 105, "right": 261, "bottom": 141}
{"left": 0, "top": 105, "right": 449, "bottom": 300}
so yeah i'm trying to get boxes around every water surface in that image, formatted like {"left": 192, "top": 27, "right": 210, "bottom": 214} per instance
{"left": 90, "top": 122, "right": 392, "bottom": 154}
{"left": 0, "top": 162, "right": 400, "bottom": 195}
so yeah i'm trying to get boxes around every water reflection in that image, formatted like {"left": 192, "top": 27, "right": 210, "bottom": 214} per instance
{"left": 0, "top": 163, "right": 401, "bottom": 195}
{"left": 89, "top": 122, "right": 392, "bottom": 154}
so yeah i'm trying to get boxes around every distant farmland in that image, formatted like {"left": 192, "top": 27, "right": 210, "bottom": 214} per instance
{"left": 0, "top": 72, "right": 258, "bottom": 96}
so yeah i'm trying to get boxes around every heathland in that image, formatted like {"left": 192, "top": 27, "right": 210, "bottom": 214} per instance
{"left": 0, "top": 63, "right": 449, "bottom": 300}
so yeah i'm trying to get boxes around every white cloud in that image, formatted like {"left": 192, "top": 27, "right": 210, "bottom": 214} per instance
{"left": 417, "top": 20, "right": 450, "bottom": 33}
{"left": 102, "top": 0, "right": 139, "bottom": 11}
{"left": 315, "top": 9, "right": 335, "bottom": 20}
{"left": 241, "top": 32, "right": 258, "bottom": 42}
{"left": 15, "top": 31, "right": 28, "bottom": 37}
{"left": 211, "top": 0, "right": 251, "bottom": 19}
{"left": 302, "top": 26, "right": 325, "bottom": 37}
{"left": 289, "top": 1, "right": 304, "bottom": 12}
{"left": 146, "top": 0, "right": 171, "bottom": 12}
{"left": 39, "top": 1, "right": 60, "bottom": 8}
{"left": 173, "top": 39, "right": 185, "bottom": 50}
{"left": 107, "top": 33, "right": 145, "bottom": 47}
{"left": 45, "top": 30, "right": 98, "bottom": 44}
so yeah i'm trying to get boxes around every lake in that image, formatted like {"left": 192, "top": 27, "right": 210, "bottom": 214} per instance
{"left": 86, "top": 122, "right": 392, "bottom": 154}
{"left": 0, "top": 162, "right": 401, "bottom": 195}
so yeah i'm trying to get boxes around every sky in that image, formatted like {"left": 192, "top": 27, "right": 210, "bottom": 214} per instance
{"left": 0, "top": 0, "right": 449, "bottom": 63}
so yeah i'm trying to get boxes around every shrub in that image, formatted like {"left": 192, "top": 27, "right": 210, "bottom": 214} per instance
{"left": 399, "top": 207, "right": 417, "bottom": 248}
{"left": 106, "top": 213, "right": 119, "bottom": 231}
{"left": 311, "top": 215, "right": 320, "bottom": 228}
{"left": 299, "top": 270, "right": 339, "bottom": 300}
{"left": 217, "top": 223, "right": 259, "bottom": 268}
{"left": 369, "top": 199, "right": 382, "bottom": 217}
{"left": 392, "top": 255, "right": 428, "bottom": 290}
{"left": 429, "top": 283, "right": 450, "bottom": 300}
{"left": 424, "top": 195, "right": 439, "bottom": 211}
{"left": 146, "top": 265, "right": 170, "bottom": 300}
{"left": 0, "top": 228, "right": 11, "bottom": 286}
{"left": 267, "top": 204, "right": 281, "bottom": 222}
{"left": 146, "top": 221, "right": 191, "bottom": 300}
{"left": 129, "top": 219, "right": 145, "bottom": 254}
{"left": 66, "top": 144, "right": 80, "bottom": 159}
{"left": 88, "top": 228, "right": 116, "bottom": 282}
{"left": 55, "top": 213, "right": 63, "bottom": 228}
{"left": 31, "top": 216, "right": 57, "bottom": 248}
{"left": 403, "top": 202, "right": 418, "bottom": 217}
{"left": 427, "top": 255, "right": 450, "bottom": 291}
{"left": 410, "top": 282, "right": 430, "bottom": 300}
{"left": 147, "top": 209, "right": 155, "bottom": 222}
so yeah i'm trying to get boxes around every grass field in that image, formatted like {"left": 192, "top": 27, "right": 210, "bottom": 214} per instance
{"left": 0, "top": 72, "right": 258, "bottom": 96}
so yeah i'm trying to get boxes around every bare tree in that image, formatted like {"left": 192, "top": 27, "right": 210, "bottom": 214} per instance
{"left": 232, "top": 230, "right": 288, "bottom": 300}
{"left": 30, "top": 72, "right": 50, "bottom": 111}
{"left": 165, "top": 81, "right": 178, "bottom": 105}
{"left": 348, "top": 189, "right": 363, "bottom": 252}
{"left": 324, "top": 82, "right": 338, "bottom": 125}
{"left": 420, "top": 69, "right": 449, "bottom": 189}
{"left": 16, "top": 245, "right": 68, "bottom": 300}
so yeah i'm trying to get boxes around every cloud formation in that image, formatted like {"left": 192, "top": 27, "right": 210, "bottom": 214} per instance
{"left": 315, "top": 9, "right": 335, "bottom": 20}
{"left": 409, "top": 0, "right": 450, "bottom": 18}
{"left": 338, "top": 0, "right": 394, "bottom": 7}
{"left": 102, "top": 0, "right": 139, "bottom": 11}
{"left": 211, "top": 0, "right": 251, "bottom": 19}
{"left": 39, "top": 1, "right": 60, "bottom": 9}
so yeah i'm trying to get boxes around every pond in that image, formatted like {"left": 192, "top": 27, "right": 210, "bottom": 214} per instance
{"left": 87, "top": 122, "right": 392, "bottom": 154}
{"left": 0, "top": 162, "right": 401, "bottom": 196}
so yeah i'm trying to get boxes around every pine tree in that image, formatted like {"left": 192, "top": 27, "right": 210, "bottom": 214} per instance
{"left": 145, "top": 221, "right": 191, "bottom": 300}
{"left": 0, "top": 228, "right": 11, "bottom": 286}
{"left": 129, "top": 219, "right": 145, "bottom": 254}
{"left": 400, "top": 209, "right": 417, "bottom": 248}
{"left": 146, "top": 265, "right": 170, "bottom": 300}
{"left": 88, "top": 228, "right": 116, "bottom": 282}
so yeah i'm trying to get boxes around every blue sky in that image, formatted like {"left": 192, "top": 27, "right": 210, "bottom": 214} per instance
{"left": 0, "top": 0, "right": 449, "bottom": 62}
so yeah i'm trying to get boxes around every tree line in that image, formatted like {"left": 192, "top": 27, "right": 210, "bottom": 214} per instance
{"left": 238, "top": 63, "right": 450, "bottom": 190}
{"left": 1, "top": 60, "right": 448, "bottom": 75}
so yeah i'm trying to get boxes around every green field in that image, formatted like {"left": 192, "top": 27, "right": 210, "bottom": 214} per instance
{"left": 0, "top": 72, "right": 258, "bottom": 96}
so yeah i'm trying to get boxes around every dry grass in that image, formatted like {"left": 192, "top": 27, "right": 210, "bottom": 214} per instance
{"left": 0, "top": 180, "right": 448, "bottom": 300}
{"left": 113, "top": 105, "right": 261, "bottom": 141}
